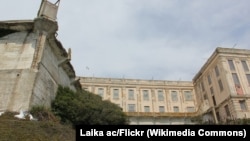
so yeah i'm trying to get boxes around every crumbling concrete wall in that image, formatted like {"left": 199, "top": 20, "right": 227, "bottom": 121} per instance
{"left": 0, "top": 31, "right": 37, "bottom": 112}
{"left": 30, "top": 39, "right": 76, "bottom": 108}
{"left": 0, "top": 19, "right": 79, "bottom": 112}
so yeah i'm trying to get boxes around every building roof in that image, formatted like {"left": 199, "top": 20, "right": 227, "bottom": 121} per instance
{"left": 192, "top": 47, "right": 250, "bottom": 82}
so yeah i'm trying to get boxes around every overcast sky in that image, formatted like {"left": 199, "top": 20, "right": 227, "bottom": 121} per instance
{"left": 1, "top": 0, "right": 250, "bottom": 81}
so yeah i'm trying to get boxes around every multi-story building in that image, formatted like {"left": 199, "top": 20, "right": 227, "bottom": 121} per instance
{"left": 79, "top": 77, "right": 198, "bottom": 124}
{"left": 193, "top": 47, "right": 250, "bottom": 124}
{"left": 79, "top": 47, "right": 250, "bottom": 124}
{"left": 1, "top": 0, "right": 249, "bottom": 125}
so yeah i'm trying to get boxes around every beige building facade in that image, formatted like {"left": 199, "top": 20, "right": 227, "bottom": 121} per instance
{"left": 193, "top": 47, "right": 250, "bottom": 124}
{"left": 79, "top": 77, "right": 198, "bottom": 124}
{"left": 80, "top": 47, "right": 250, "bottom": 124}
{"left": 1, "top": 0, "right": 249, "bottom": 125}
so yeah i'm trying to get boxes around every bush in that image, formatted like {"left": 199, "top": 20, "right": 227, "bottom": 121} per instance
{"left": 51, "top": 85, "right": 129, "bottom": 126}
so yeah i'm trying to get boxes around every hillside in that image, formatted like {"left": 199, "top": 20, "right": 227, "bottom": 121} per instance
{"left": 0, "top": 111, "right": 75, "bottom": 141}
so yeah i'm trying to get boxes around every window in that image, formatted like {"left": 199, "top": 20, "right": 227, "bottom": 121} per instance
{"left": 201, "top": 82, "right": 205, "bottom": 91}
{"left": 207, "top": 74, "right": 212, "bottom": 85}
{"left": 224, "top": 105, "right": 231, "bottom": 117}
{"left": 215, "top": 66, "right": 220, "bottom": 77}
{"left": 98, "top": 88, "right": 104, "bottom": 98}
{"left": 184, "top": 91, "right": 193, "bottom": 101}
{"left": 212, "top": 96, "right": 216, "bottom": 106}
{"left": 157, "top": 90, "right": 164, "bottom": 101}
{"left": 128, "top": 89, "right": 134, "bottom": 100}
{"left": 113, "top": 89, "right": 119, "bottom": 100}
{"left": 232, "top": 73, "right": 240, "bottom": 86}
{"left": 232, "top": 73, "right": 243, "bottom": 95}
{"left": 203, "top": 93, "right": 208, "bottom": 100}
{"left": 239, "top": 100, "right": 247, "bottom": 111}
{"left": 144, "top": 106, "right": 150, "bottom": 112}
{"left": 246, "top": 74, "right": 250, "bottom": 86}
{"left": 228, "top": 60, "right": 235, "bottom": 71}
{"left": 210, "top": 87, "right": 214, "bottom": 95}
{"left": 218, "top": 79, "right": 224, "bottom": 91}
{"left": 128, "top": 104, "right": 136, "bottom": 112}
{"left": 171, "top": 91, "right": 178, "bottom": 101}
{"left": 186, "top": 107, "right": 195, "bottom": 112}
{"left": 159, "top": 106, "right": 165, "bottom": 112}
{"left": 241, "top": 60, "right": 249, "bottom": 72}
{"left": 173, "top": 106, "right": 179, "bottom": 112}
{"left": 143, "top": 90, "right": 149, "bottom": 101}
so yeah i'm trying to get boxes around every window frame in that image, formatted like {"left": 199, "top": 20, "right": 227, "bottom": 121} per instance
{"left": 113, "top": 89, "right": 119, "bottom": 100}
{"left": 128, "top": 89, "right": 135, "bottom": 100}
{"left": 157, "top": 90, "right": 164, "bottom": 101}
{"left": 171, "top": 91, "right": 178, "bottom": 102}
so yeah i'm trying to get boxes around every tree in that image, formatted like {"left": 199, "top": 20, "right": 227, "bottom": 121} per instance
{"left": 51, "top": 85, "right": 129, "bottom": 126}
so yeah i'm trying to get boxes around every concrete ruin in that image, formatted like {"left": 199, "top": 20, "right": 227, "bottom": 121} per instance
{"left": 0, "top": 0, "right": 81, "bottom": 112}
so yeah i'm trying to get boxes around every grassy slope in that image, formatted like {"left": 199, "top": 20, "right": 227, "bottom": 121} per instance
{"left": 0, "top": 112, "right": 75, "bottom": 141}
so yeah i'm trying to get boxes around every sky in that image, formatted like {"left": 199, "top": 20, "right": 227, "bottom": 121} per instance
{"left": 0, "top": 0, "right": 250, "bottom": 81}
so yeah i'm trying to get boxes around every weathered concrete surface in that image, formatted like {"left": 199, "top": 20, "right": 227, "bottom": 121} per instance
{"left": 0, "top": 69, "right": 36, "bottom": 112}
{"left": 0, "top": 18, "right": 80, "bottom": 112}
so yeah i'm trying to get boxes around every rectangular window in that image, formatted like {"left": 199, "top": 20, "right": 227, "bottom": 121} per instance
{"left": 186, "top": 107, "right": 195, "bottom": 112}
{"left": 203, "top": 93, "right": 208, "bottom": 100}
{"left": 228, "top": 60, "right": 236, "bottom": 71}
{"left": 224, "top": 105, "right": 231, "bottom": 117}
{"left": 143, "top": 90, "right": 149, "bottom": 101}
{"left": 215, "top": 66, "right": 220, "bottom": 77}
{"left": 184, "top": 91, "right": 193, "bottom": 101}
{"left": 232, "top": 73, "right": 243, "bottom": 95}
{"left": 159, "top": 106, "right": 165, "bottom": 112}
{"left": 239, "top": 100, "right": 247, "bottom": 111}
{"left": 218, "top": 79, "right": 224, "bottom": 91}
{"left": 128, "top": 89, "right": 134, "bottom": 100}
{"left": 232, "top": 73, "right": 241, "bottom": 86}
{"left": 207, "top": 74, "right": 212, "bottom": 85}
{"left": 113, "top": 89, "right": 119, "bottom": 100}
{"left": 171, "top": 91, "right": 178, "bottom": 102}
{"left": 173, "top": 106, "right": 179, "bottom": 112}
{"left": 98, "top": 88, "right": 104, "bottom": 98}
{"left": 158, "top": 90, "right": 164, "bottom": 101}
{"left": 246, "top": 74, "right": 250, "bottom": 86}
{"left": 210, "top": 87, "right": 214, "bottom": 95}
{"left": 241, "top": 60, "right": 249, "bottom": 72}
{"left": 128, "top": 104, "right": 136, "bottom": 112}
{"left": 144, "top": 106, "right": 150, "bottom": 112}
{"left": 212, "top": 96, "right": 216, "bottom": 106}
{"left": 201, "top": 82, "right": 205, "bottom": 91}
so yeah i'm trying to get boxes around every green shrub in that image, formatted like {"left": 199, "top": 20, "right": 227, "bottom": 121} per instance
{"left": 51, "top": 85, "right": 129, "bottom": 126}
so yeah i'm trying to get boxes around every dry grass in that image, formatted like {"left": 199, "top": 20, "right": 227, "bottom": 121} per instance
{"left": 0, "top": 111, "right": 75, "bottom": 141}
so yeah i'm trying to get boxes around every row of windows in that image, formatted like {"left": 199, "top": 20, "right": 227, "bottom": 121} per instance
{"left": 228, "top": 59, "right": 250, "bottom": 86}
{"left": 228, "top": 60, "right": 249, "bottom": 72}
{"left": 127, "top": 104, "right": 195, "bottom": 112}
{"left": 200, "top": 59, "right": 250, "bottom": 97}
{"left": 199, "top": 64, "right": 225, "bottom": 103}
{"left": 97, "top": 88, "right": 193, "bottom": 101}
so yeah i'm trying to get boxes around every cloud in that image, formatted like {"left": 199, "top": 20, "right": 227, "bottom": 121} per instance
{"left": 1, "top": 0, "right": 250, "bottom": 81}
